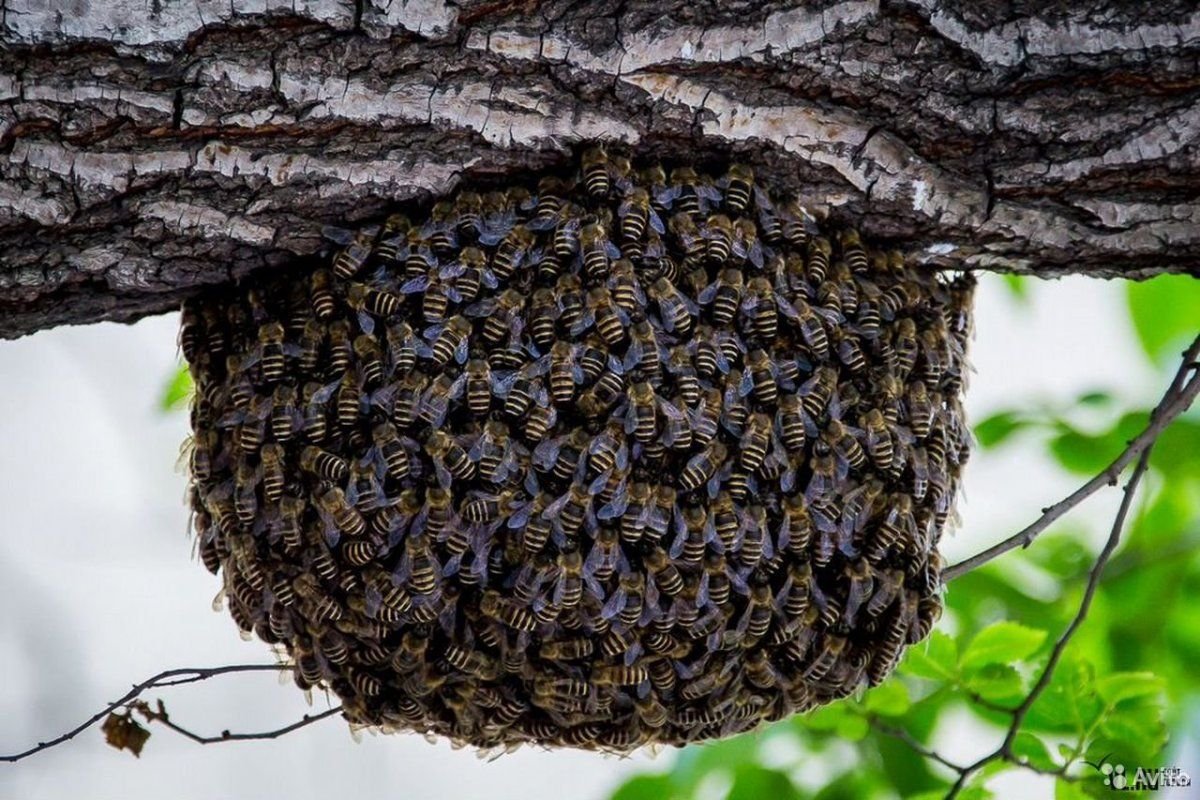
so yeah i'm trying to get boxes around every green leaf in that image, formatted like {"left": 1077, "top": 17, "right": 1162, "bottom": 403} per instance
{"left": 1098, "top": 699, "right": 1168, "bottom": 760}
{"left": 960, "top": 622, "right": 1048, "bottom": 670}
{"left": 974, "top": 411, "right": 1032, "bottom": 449}
{"left": 1002, "top": 273, "right": 1031, "bottom": 305}
{"left": 900, "top": 631, "right": 959, "bottom": 681}
{"left": 835, "top": 712, "right": 870, "bottom": 741}
{"left": 863, "top": 679, "right": 911, "bottom": 717}
{"left": 1011, "top": 732, "right": 1058, "bottom": 772}
{"left": 727, "top": 766, "right": 798, "bottom": 800}
{"left": 1126, "top": 274, "right": 1200, "bottom": 366}
{"left": 1094, "top": 672, "right": 1165, "bottom": 705}
{"left": 1048, "top": 426, "right": 1120, "bottom": 475}
{"left": 1025, "top": 658, "right": 1102, "bottom": 735}
{"left": 1075, "top": 390, "right": 1114, "bottom": 407}
{"left": 611, "top": 774, "right": 679, "bottom": 800}
{"left": 160, "top": 363, "right": 193, "bottom": 412}
{"left": 963, "top": 663, "right": 1025, "bottom": 706}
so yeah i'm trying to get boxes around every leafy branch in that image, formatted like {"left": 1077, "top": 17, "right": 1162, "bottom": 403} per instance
{"left": 870, "top": 338, "right": 1200, "bottom": 796}
{"left": 0, "top": 664, "right": 340, "bottom": 763}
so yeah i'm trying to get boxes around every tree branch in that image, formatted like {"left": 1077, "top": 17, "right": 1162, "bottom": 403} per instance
{"left": 0, "top": 664, "right": 298, "bottom": 763}
{"left": 944, "top": 334, "right": 1200, "bottom": 582}
{"left": 131, "top": 699, "right": 342, "bottom": 746}
{"left": 2, "top": 1, "right": 1199, "bottom": 338}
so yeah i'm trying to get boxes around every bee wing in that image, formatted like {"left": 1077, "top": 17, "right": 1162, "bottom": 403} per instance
{"left": 321, "top": 224, "right": 357, "bottom": 245}
{"left": 464, "top": 299, "right": 497, "bottom": 317}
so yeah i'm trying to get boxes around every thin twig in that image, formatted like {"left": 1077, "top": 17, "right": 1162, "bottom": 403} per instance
{"left": 944, "top": 335, "right": 1200, "bottom": 582}
{"left": 943, "top": 447, "right": 1153, "bottom": 799}
{"left": 0, "top": 664, "right": 291, "bottom": 763}
{"left": 135, "top": 700, "right": 342, "bottom": 745}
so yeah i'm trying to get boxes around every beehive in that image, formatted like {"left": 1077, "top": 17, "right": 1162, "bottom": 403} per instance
{"left": 181, "top": 149, "right": 974, "bottom": 751}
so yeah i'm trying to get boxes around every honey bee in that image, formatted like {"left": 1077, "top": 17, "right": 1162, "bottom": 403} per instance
{"left": 906, "top": 381, "right": 935, "bottom": 438}
{"left": 346, "top": 458, "right": 385, "bottom": 512}
{"left": 732, "top": 218, "right": 763, "bottom": 269}
{"left": 704, "top": 213, "right": 735, "bottom": 266}
{"left": 423, "top": 315, "right": 471, "bottom": 371}
{"left": 581, "top": 145, "right": 612, "bottom": 197}
{"left": 326, "top": 320, "right": 353, "bottom": 375}
{"left": 824, "top": 419, "right": 867, "bottom": 470}
{"left": 258, "top": 443, "right": 286, "bottom": 504}
{"left": 253, "top": 322, "right": 287, "bottom": 385}
{"left": 578, "top": 287, "right": 628, "bottom": 347}
{"left": 277, "top": 495, "right": 306, "bottom": 553}
{"left": 488, "top": 224, "right": 535, "bottom": 283}
{"left": 668, "top": 211, "right": 707, "bottom": 267}
{"left": 798, "top": 366, "right": 838, "bottom": 419}
{"left": 300, "top": 445, "right": 348, "bottom": 481}
{"left": 353, "top": 335, "right": 386, "bottom": 387}
{"left": 315, "top": 484, "right": 366, "bottom": 541}
{"left": 555, "top": 273, "right": 586, "bottom": 331}
{"left": 860, "top": 408, "right": 895, "bottom": 469}
{"left": 528, "top": 288, "right": 559, "bottom": 351}
{"left": 330, "top": 228, "right": 375, "bottom": 279}
{"left": 722, "top": 163, "right": 754, "bottom": 214}
{"left": 679, "top": 441, "right": 726, "bottom": 494}
{"left": 691, "top": 387, "right": 722, "bottom": 448}
{"left": 533, "top": 176, "right": 572, "bottom": 223}
{"left": 807, "top": 236, "right": 832, "bottom": 284}
{"left": 480, "top": 589, "right": 538, "bottom": 632}
{"left": 548, "top": 341, "right": 583, "bottom": 406}
{"left": 624, "top": 381, "right": 660, "bottom": 443}
{"left": 523, "top": 404, "right": 558, "bottom": 444}
{"left": 346, "top": 282, "right": 402, "bottom": 331}
{"left": 462, "top": 489, "right": 518, "bottom": 525}
{"left": 179, "top": 303, "right": 205, "bottom": 365}
{"left": 648, "top": 277, "right": 696, "bottom": 336}
{"left": 468, "top": 288, "right": 525, "bottom": 348}
{"left": 461, "top": 358, "right": 492, "bottom": 417}
{"left": 335, "top": 371, "right": 362, "bottom": 429}
{"left": 738, "top": 412, "right": 772, "bottom": 473}
{"left": 838, "top": 228, "right": 869, "bottom": 273}
{"left": 698, "top": 267, "right": 744, "bottom": 327}
{"left": 607, "top": 258, "right": 646, "bottom": 314}
{"left": 617, "top": 187, "right": 664, "bottom": 254}
{"left": 445, "top": 644, "right": 499, "bottom": 681}
{"left": 644, "top": 546, "right": 684, "bottom": 597}
{"left": 426, "top": 430, "right": 476, "bottom": 487}
{"left": 668, "top": 166, "right": 722, "bottom": 217}
{"left": 390, "top": 370, "right": 429, "bottom": 428}
{"left": 546, "top": 482, "right": 591, "bottom": 542}
{"left": 579, "top": 221, "right": 617, "bottom": 282}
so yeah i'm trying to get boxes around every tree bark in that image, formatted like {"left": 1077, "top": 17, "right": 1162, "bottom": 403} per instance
{"left": 0, "top": 0, "right": 1197, "bottom": 338}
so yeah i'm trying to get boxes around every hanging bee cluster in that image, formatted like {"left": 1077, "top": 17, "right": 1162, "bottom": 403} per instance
{"left": 181, "top": 147, "right": 974, "bottom": 752}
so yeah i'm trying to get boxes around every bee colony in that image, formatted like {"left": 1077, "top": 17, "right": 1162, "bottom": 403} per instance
{"left": 181, "top": 148, "right": 974, "bottom": 751}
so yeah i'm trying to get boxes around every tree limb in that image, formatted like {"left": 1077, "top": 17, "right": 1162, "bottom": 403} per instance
{"left": 2, "top": 1, "right": 1199, "bottom": 337}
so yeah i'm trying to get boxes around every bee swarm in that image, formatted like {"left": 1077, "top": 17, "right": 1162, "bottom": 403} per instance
{"left": 182, "top": 149, "right": 974, "bottom": 752}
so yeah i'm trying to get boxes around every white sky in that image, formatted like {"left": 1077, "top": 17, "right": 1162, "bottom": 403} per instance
{"left": 0, "top": 274, "right": 1168, "bottom": 799}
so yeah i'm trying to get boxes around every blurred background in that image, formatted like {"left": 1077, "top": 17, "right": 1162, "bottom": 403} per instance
{"left": 0, "top": 272, "right": 1196, "bottom": 799}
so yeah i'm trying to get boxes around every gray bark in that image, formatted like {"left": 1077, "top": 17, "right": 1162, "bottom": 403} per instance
{"left": 1, "top": 0, "right": 1198, "bottom": 339}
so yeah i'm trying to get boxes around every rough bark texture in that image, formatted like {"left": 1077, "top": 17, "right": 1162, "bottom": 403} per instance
{"left": 1, "top": 0, "right": 1197, "bottom": 338}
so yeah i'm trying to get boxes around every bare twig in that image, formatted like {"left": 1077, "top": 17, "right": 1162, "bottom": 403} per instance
{"left": 944, "top": 335, "right": 1200, "bottom": 582}
{"left": 0, "top": 664, "right": 293, "bottom": 763}
{"left": 134, "top": 699, "right": 342, "bottom": 745}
